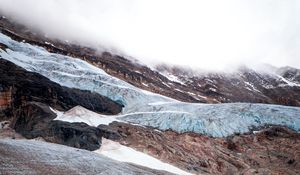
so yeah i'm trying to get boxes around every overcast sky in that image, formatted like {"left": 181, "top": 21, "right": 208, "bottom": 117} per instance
{"left": 0, "top": 0, "right": 300, "bottom": 71}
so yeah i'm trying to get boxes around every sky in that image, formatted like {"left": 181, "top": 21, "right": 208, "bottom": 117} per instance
{"left": 0, "top": 0, "right": 300, "bottom": 71}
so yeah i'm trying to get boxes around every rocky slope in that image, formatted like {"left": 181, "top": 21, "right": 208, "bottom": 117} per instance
{"left": 106, "top": 122, "right": 300, "bottom": 174}
{"left": 6, "top": 100, "right": 300, "bottom": 174}
{"left": 0, "top": 57, "right": 123, "bottom": 150}
{"left": 0, "top": 14, "right": 300, "bottom": 175}
{"left": 1, "top": 16, "right": 300, "bottom": 106}
{"left": 0, "top": 58, "right": 122, "bottom": 121}
{"left": 1, "top": 31, "right": 298, "bottom": 137}
{"left": 156, "top": 64, "right": 300, "bottom": 106}
{"left": 11, "top": 102, "right": 106, "bottom": 151}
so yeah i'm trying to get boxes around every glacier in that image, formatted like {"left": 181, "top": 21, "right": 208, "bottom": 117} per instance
{"left": 1, "top": 32, "right": 300, "bottom": 137}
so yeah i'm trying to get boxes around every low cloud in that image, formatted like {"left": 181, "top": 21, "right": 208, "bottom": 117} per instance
{"left": 0, "top": 0, "right": 300, "bottom": 71}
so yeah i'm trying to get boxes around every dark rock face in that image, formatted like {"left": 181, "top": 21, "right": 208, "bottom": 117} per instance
{"left": 105, "top": 122, "right": 300, "bottom": 175}
{"left": 0, "top": 42, "right": 8, "bottom": 50}
{"left": 0, "top": 58, "right": 122, "bottom": 121}
{"left": 156, "top": 65, "right": 300, "bottom": 106}
{"left": 11, "top": 102, "right": 103, "bottom": 151}
{"left": 97, "top": 124, "right": 122, "bottom": 140}
{"left": 0, "top": 59, "right": 123, "bottom": 151}
{"left": 49, "top": 121, "right": 102, "bottom": 150}
{"left": 1, "top": 17, "right": 300, "bottom": 106}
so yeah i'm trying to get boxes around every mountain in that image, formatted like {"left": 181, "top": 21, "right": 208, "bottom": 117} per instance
{"left": 1, "top": 30, "right": 299, "bottom": 137}
{"left": 0, "top": 15, "right": 300, "bottom": 174}
{"left": 1, "top": 16, "right": 300, "bottom": 106}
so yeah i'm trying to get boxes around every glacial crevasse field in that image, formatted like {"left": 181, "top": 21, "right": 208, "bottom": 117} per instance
{"left": 1, "top": 32, "right": 299, "bottom": 137}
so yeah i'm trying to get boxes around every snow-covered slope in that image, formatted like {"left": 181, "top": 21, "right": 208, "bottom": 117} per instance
{"left": 95, "top": 138, "right": 192, "bottom": 175}
{"left": 0, "top": 32, "right": 172, "bottom": 112}
{"left": 0, "top": 139, "right": 173, "bottom": 175}
{"left": 52, "top": 106, "right": 120, "bottom": 126}
{"left": 1, "top": 32, "right": 300, "bottom": 137}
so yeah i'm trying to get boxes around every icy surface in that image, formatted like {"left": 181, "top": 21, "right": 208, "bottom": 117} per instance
{"left": 0, "top": 139, "right": 172, "bottom": 175}
{"left": 120, "top": 102, "right": 300, "bottom": 137}
{"left": 0, "top": 32, "right": 172, "bottom": 112}
{"left": 1, "top": 32, "right": 300, "bottom": 137}
{"left": 95, "top": 138, "right": 192, "bottom": 175}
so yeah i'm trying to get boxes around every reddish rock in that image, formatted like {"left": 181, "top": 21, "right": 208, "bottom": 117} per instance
{"left": 0, "top": 88, "right": 12, "bottom": 110}
{"left": 107, "top": 122, "right": 300, "bottom": 175}
{"left": 0, "top": 59, "right": 123, "bottom": 121}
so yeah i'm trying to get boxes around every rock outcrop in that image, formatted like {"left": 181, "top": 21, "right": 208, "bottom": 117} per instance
{"left": 0, "top": 59, "right": 124, "bottom": 150}
{"left": 0, "top": 58, "right": 123, "bottom": 121}
{"left": 11, "top": 102, "right": 104, "bottom": 151}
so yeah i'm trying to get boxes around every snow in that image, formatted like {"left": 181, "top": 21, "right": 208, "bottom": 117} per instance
{"left": 0, "top": 121, "right": 9, "bottom": 129}
{"left": 52, "top": 106, "right": 120, "bottom": 126}
{"left": 1, "top": 32, "right": 300, "bottom": 137}
{"left": 44, "top": 41, "right": 55, "bottom": 47}
{"left": 142, "top": 82, "right": 149, "bottom": 87}
{"left": 175, "top": 88, "right": 184, "bottom": 93}
{"left": 0, "top": 32, "right": 172, "bottom": 111}
{"left": 162, "top": 81, "right": 171, "bottom": 87}
{"left": 95, "top": 138, "right": 192, "bottom": 175}
{"left": 205, "top": 79, "right": 214, "bottom": 83}
{"left": 197, "top": 94, "right": 208, "bottom": 99}
{"left": 0, "top": 139, "right": 171, "bottom": 175}
{"left": 187, "top": 92, "right": 196, "bottom": 96}
{"left": 244, "top": 81, "right": 261, "bottom": 93}
{"left": 159, "top": 72, "right": 186, "bottom": 85}
{"left": 276, "top": 75, "right": 300, "bottom": 87}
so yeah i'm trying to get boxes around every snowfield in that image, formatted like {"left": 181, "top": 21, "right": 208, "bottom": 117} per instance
{"left": 52, "top": 106, "right": 121, "bottom": 126}
{"left": 95, "top": 138, "right": 192, "bottom": 175}
{"left": 0, "top": 139, "right": 174, "bottom": 175}
{"left": 1, "top": 32, "right": 300, "bottom": 137}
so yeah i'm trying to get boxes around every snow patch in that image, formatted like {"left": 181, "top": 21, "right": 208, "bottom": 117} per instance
{"left": 52, "top": 106, "right": 120, "bottom": 126}
{"left": 95, "top": 138, "right": 192, "bottom": 175}
{"left": 159, "top": 72, "right": 186, "bottom": 85}
{"left": 44, "top": 41, "right": 55, "bottom": 47}
{"left": 244, "top": 81, "right": 261, "bottom": 93}
{"left": 277, "top": 75, "right": 300, "bottom": 87}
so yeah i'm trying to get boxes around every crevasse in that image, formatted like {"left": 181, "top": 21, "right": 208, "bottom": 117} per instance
{"left": 1, "top": 32, "right": 299, "bottom": 137}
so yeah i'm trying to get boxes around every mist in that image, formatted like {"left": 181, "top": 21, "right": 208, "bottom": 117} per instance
{"left": 0, "top": 0, "right": 300, "bottom": 71}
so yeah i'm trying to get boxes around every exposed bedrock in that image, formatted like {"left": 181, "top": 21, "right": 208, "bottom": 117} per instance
{"left": 106, "top": 122, "right": 300, "bottom": 175}
{"left": 11, "top": 102, "right": 104, "bottom": 151}
{"left": 0, "top": 59, "right": 123, "bottom": 150}
{"left": 0, "top": 58, "right": 123, "bottom": 121}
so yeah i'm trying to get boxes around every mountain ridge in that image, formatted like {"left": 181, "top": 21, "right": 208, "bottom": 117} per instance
{"left": 1, "top": 15, "right": 300, "bottom": 106}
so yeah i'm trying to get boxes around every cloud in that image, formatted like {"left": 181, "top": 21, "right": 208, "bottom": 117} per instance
{"left": 0, "top": 0, "right": 300, "bottom": 71}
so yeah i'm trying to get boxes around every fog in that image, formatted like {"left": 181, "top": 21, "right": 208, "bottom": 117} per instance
{"left": 0, "top": 0, "right": 300, "bottom": 71}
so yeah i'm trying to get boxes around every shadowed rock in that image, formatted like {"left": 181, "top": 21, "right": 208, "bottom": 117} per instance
{"left": 11, "top": 102, "right": 106, "bottom": 151}
{"left": 0, "top": 58, "right": 123, "bottom": 121}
